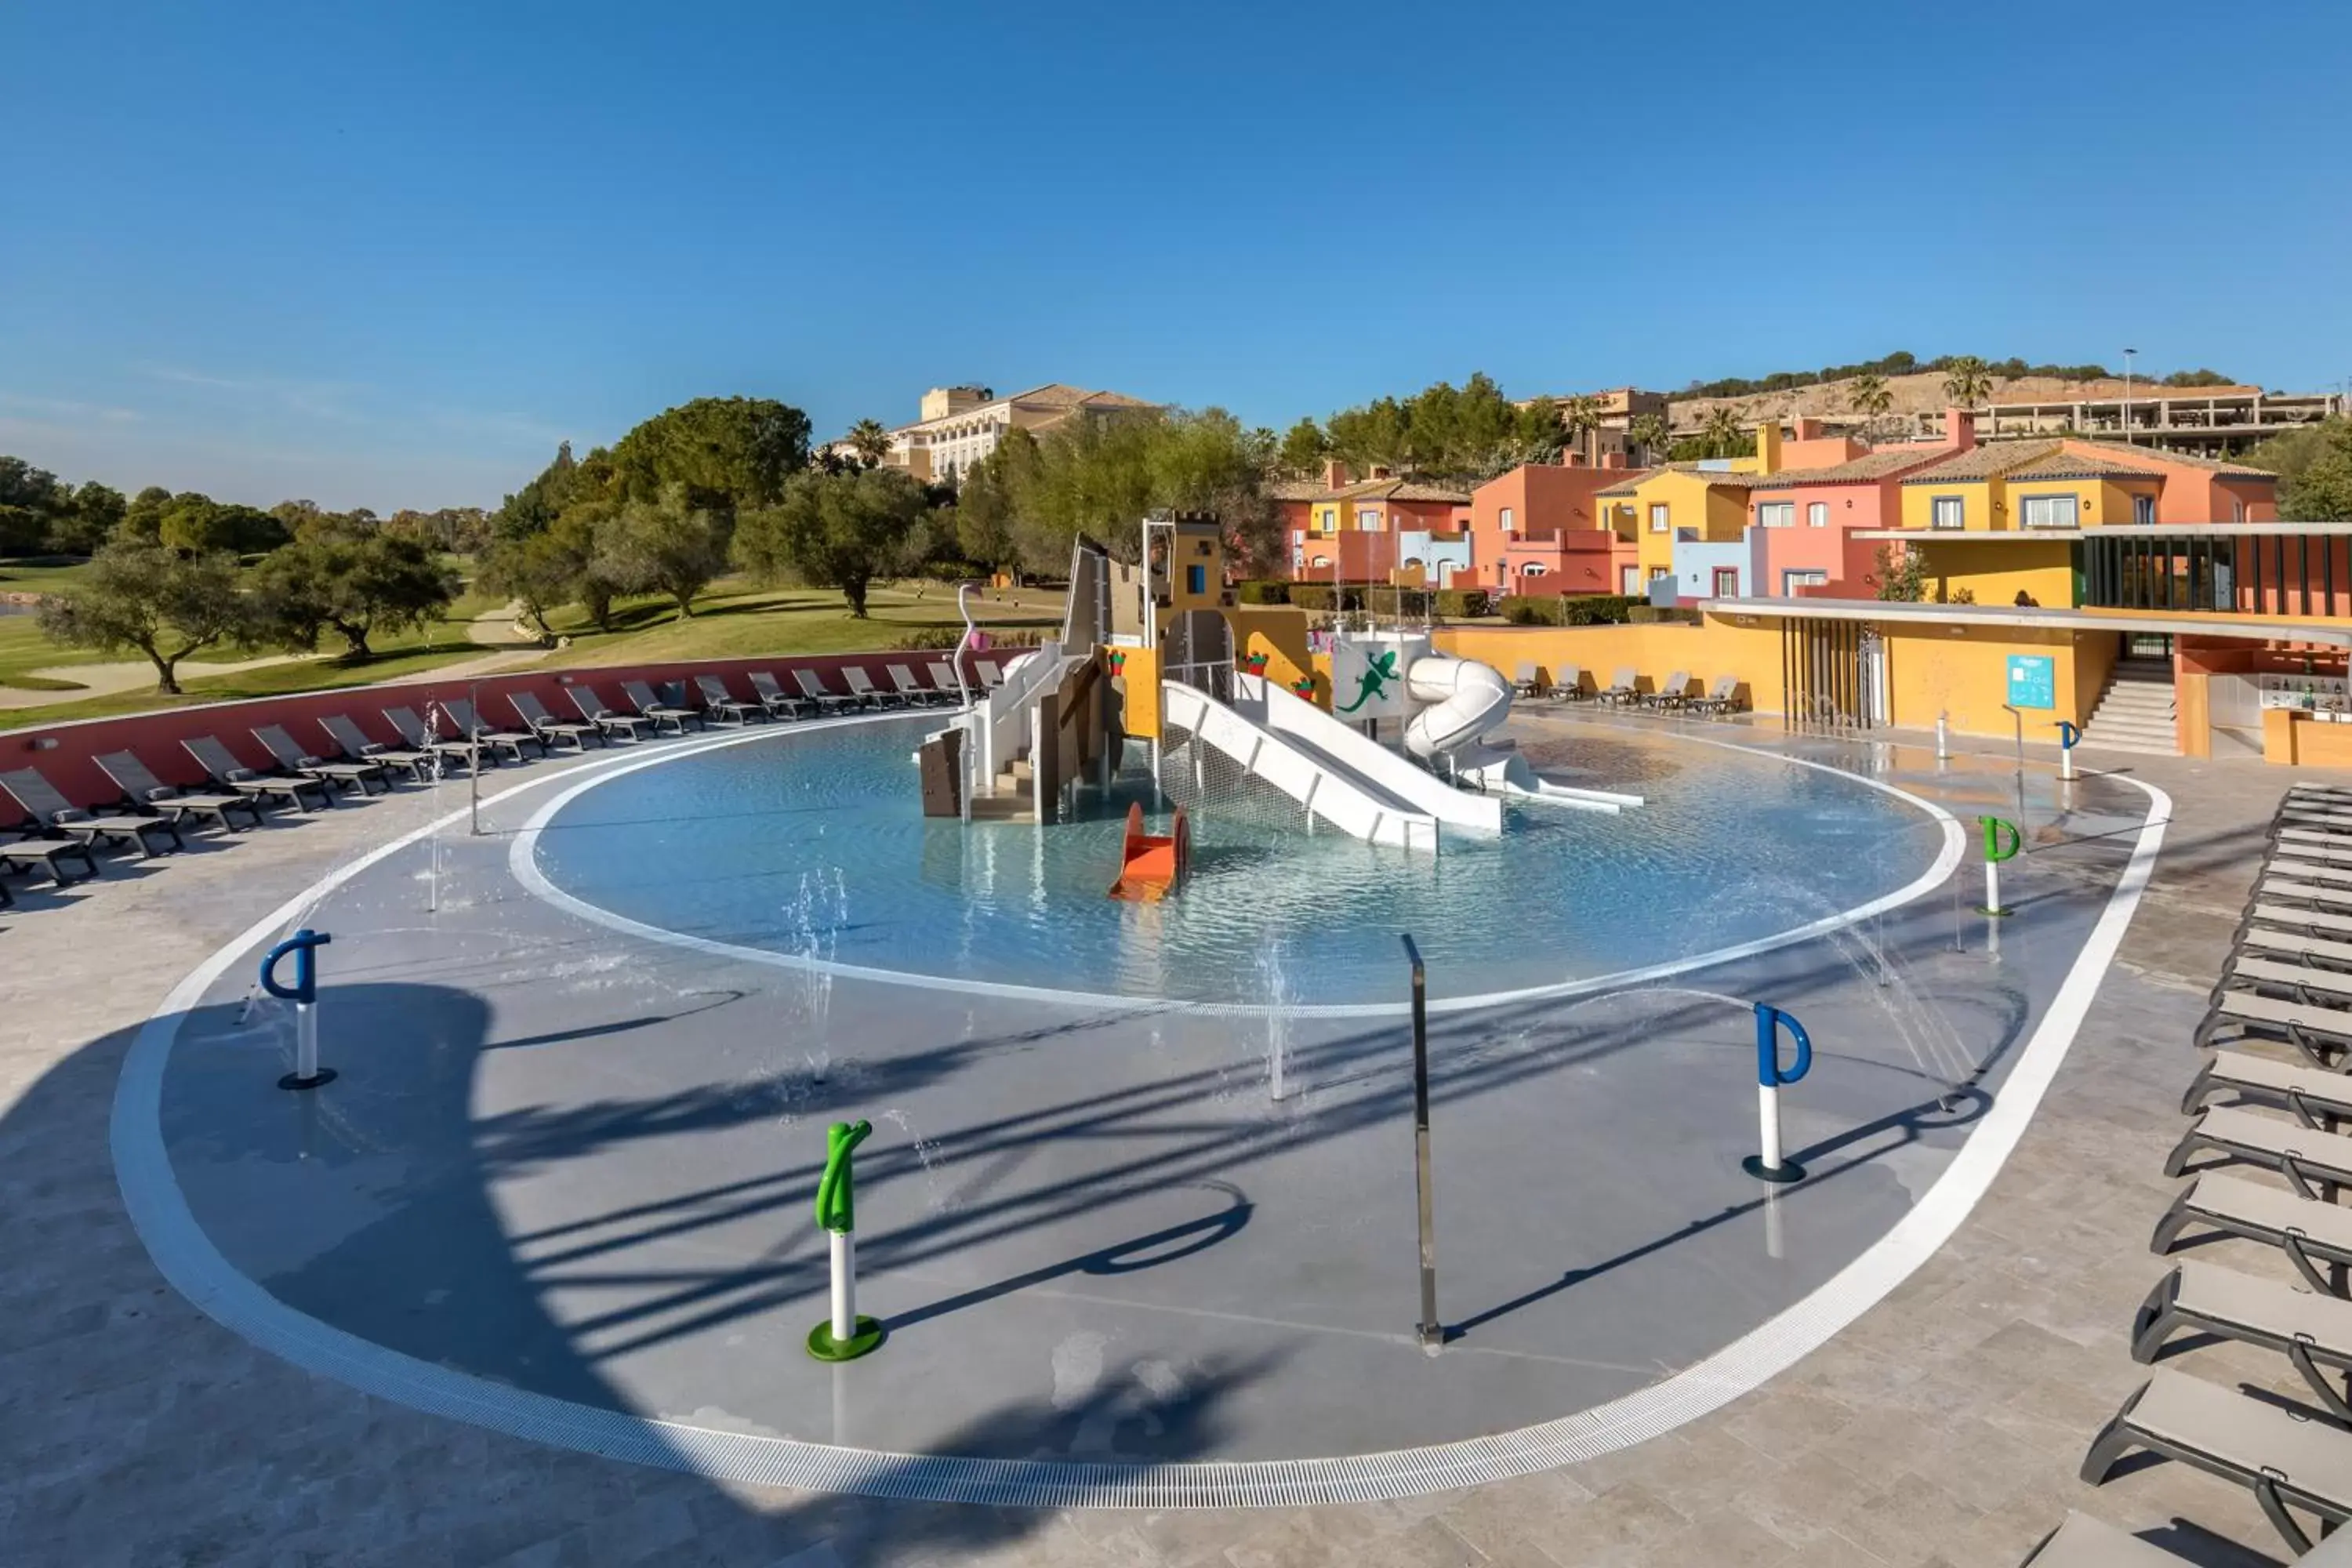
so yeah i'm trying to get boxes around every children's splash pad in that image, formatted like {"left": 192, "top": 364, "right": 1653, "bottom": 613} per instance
{"left": 523, "top": 715, "right": 1951, "bottom": 1009}
{"left": 124, "top": 711, "right": 2165, "bottom": 1501}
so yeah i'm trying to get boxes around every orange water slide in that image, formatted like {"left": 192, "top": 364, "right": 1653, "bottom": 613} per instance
{"left": 1107, "top": 802, "right": 1189, "bottom": 902}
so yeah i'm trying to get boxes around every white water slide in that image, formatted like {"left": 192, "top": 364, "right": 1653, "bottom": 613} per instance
{"left": 1403, "top": 655, "right": 1642, "bottom": 815}
{"left": 1160, "top": 679, "right": 1442, "bottom": 851}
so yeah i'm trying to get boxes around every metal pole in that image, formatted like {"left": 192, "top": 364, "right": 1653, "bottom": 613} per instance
{"left": 1935, "top": 711, "right": 1949, "bottom": 762}
{"left": 1403, "top": 934, "right": 1439, "bottom": 1348}
{"left": 830, "top": 1231, "right": 856, "bottom": 1345}
{"left": 468, "top": 680, "right": 482, "bottom": 837}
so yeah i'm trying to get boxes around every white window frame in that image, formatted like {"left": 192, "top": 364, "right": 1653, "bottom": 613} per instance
{"left": 1309, "top": 555, "right": 1331, "bottom": 568}
{"left": 1356, "top": 507, "right": 1384, "bottom": 532}
{"left": 1782, "top": 568, "right": 1829, "bottom": 593}
{"left": 1756, "top": 501, "right": 1795, "bottom": 529}
{"left": 1930, "top": 495, "right": 1965, "bottom": 531}
{"left": 1520, "top": 562, "right": 1547, "bottom": 578}
{"left": 1711, "top": 565, "right": 1740, "bottom": 597}
{"left": 1499, "top": 506, "right": 1514, "bottom": 532}
{"left": 1648, "top": 503, "right": 1670, "bottom": 533}
{"left": 1621, "top": 564, "right": 1639, "bottom": 593}
{"left": 2133, "top": 494, "right": 2156, "bottom": 526}
{"left": 1808, "top": 501, "right": 1829, "bottom": 528}
{"left": 1318, "top": 508, "right": 1335, "bottom": 528}
{"left": 2019, "top": 493, "right": 2080, "bottom": 530}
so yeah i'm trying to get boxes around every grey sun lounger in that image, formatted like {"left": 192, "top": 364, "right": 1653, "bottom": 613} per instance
{"left": 1598, "top": 667, "right": 1639, "bottom": 706}
{"left": 2183, "top": 1048, "right": 2352, "bottom": 1128}
{"left": 567, "top": 686, "right": 652, "bottom": 742}
{"left": 1549, "top": 666, "right": 1586, "bottom": 702}
{"left": 1690, "top": 675, "right": 1743, "bottom": 716}
{"left": 2275, "top": 857, "right": 2352, "bottom": 889}
{"left": 2216, "top": 956, "right": 2352, "bottom": 1008}
{"left": 2241, "top": 903, "right": 2352, "bottom": 946}
{"left": 1, "top": 829, "right": 100, "bottom": 886}
{"left": 746, "top": 671, "right": 811, "bottom": 720}
{"left": 2017, "top": 1511, "right": 2205, "bottom": 1566}
{"left": 252, "top": 724, "right": 389, "bottom": 796}
{"left": 508, "top": 691, "right": 602, "bottom": 753}
{"left": 2256, "top": 878, "right": 2352, "bottom": 917}
{"left": 1643, "top": 670, "right": 1694, "bottom": 710}
{"left": 976, "top": 659, "right": 1006, "bottom": 690}
{"left": 384, "top": 707, "right": 490, "bottom": 770}
{"left": 2153, "top": 1174, "right": 2352, "bottom": 1298}
{"left": 321, "top": 714, "right": 437, "bottom": 781}
{"left": 445, "top": 699, "right": 546, "bottom": 763}
{"left": 2, "top": 768, "right": 181, "bottom": 855}
{"left": 1512, "top": 662, "right": 1543, "bottom": 698}
{"left": 693, "top": 675, "right": 764, "bottom": 726}
{"left": 842, "top": 666, "right": 894, "bottom": 709}
{"left": 93, "top": 752, "right": 264, "bottom": 833}
{"left": 621, "top": 681, "right": 702, "bottom": 735}
{"left": 2082, "top": 1368, "right": 2352, "bottom": 1554}
{"left": 2166, "top": 1105, "right": 2352, "bottom": 1197}
{"left": 2236, "top": 927, "right": 2352, "bottom": 972}
{"left": 2133, "top": 1260, "right": 2352, "bottom": 1422}
{"left": 793, "top": 669, "right": 856, "bottom": 714}
{"left": 887, "top": 664, "right": 933, "bottom": 706}
{"left": 2195, "top": 990, "right": 2352, "bottom": 1062}
{"left": 183, "top": 736, "right": 333, "bottom": 811}
{"left": 928, "top": 660, "right": 967, "bottom": 702}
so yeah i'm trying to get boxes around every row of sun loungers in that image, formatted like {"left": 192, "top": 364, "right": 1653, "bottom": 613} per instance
{"left": 1504, "top": 662, "right": 1748, "bottom": 717}
{"left": 2036, "top": 782, "right": 2352, "bottom": 1563}
{"left": 0, "top": 662, "right": 1000, "bottom": 910}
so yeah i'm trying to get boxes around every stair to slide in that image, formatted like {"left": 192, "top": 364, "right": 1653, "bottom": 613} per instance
{"left": 2078, "top": 659, "right": 2180, "bottom": 757}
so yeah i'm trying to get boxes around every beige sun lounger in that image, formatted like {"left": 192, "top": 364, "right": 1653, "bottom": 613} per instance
{"left": 1598, "top": 667, "right": 1639, "bottom": 706}
{"left": 2259, "top": 878, "right": 2352, "bottom": 915}
{"left": 2082, "top": 1368, "right": 2352, "bottom": 1554}
{"left": 2236, "top": 927, "right": 2352, "bottom": 971}
{"left": 2195, "top": 989, "right": 2352, "bottom": 1061}
{"left": 1643, "top": 670, "right": 1693, "bottom": 710}
{"left": 2, "top": 768, "right": 182, "bottom": 856}
{"left": 2153, "top": 1174, "right": 2352, "bottom": 1297}
{"left": 1512, "top": 662, "right": 1542, "bottom": 698}
{"left": 2243, "top": 903, "right": 2352, "bottom": 946}
{"left": 1690, "top": 675, "right": 1743, "bottom": 716}
{"left": 2275, "top": 858, "right": 2352, "bottom": 889}
{"left": 2017, "top": 1511, "right": 2203, "bottom": 1566}
{"left": 2133, "top": 1261, "right": 2352, "bottom": 1422}
{"left": 2217, "top": 956, "right": 2352, "bottom": 1008}
{"left": 2278, "top": 823, "right": 2352, "bottom": 849}
{"left": 1550, "top": 666, "right": 1586, "bottom": 702}
{"left": 2168, "top": 1105, "right": 2352, "bottom": 1197}
{"left": 2182, "top": 1048, "right": 2352, "bottom": 1127}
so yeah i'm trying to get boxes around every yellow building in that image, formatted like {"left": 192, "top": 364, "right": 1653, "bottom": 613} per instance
{"left": 1593, "top": 466, "right": 1760, "bottom": 586}
{"left": 1894, "top": 440, "right": 2162, "bottom": 535}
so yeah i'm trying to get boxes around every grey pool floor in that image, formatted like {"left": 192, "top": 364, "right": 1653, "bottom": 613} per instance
{"left": 7, "top": 710, "right": 2333, "bottom": 1565}
{"left": 146, "top": 716, "right": 2142, "bottom": 1474}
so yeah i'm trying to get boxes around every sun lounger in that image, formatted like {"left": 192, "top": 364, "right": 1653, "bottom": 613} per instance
{"left": 384, "top": 706, "right": 492, "bottom": 770}
{"left": 976, "top": 659, "right": 1006, "bottom": 691}
{"left": 252, "top": 724, "right": 390, "bottom": 796}
{"left": 1512, "top": 662, "right": 1542, "bottom": 699}
{"left": 321, "top": 715, "right": 437, "bottom": 781}
{"left": 2, "top": 829, "right": 100, "bottom": 886}
{"left": 793, "top": 668, "right": 856, "bottom": 715}
{"left": 1643, "top": 670, "right": 1694, "bottom": 710}
{"left": 508, "top": 691, "right": 602, "bottom": 753}
{"left": 2082, "top": 1368, "right": 2352, "bottom": 1554}
{"left": 2241, "top": 903, "right": 2352, "bottom": 947}
{"left": 842, "top": 666, "right": 894, "bottom": 709}
{"left": 2216, "top": 956, "right": 2352, "bottom": 1009}
{"left": 693, "top": 675, "right": 764, "bottom": 726}
{"left": 2167, "top": 1105, "right": 2352, "bottom": 1197}
{"left": 1548, "top": 666, "right": 1586, "bottom": 702}
{"left": 2282, "top": 804, "right": 2352, "bottom": 829}
{"left": 2275, "top": 858, "right": 2352, "bottom": 889}
{"left": 1690, "top": 675, "right": 1743, "bottom": 716}
{"left": 566, "top": 687, "right": 652, "bottom": 742}
{"left": 621, "top": 681, "right": 702, "bottom": 735}
{"left": 887, "top": 664, "right": 935, "bottom": 706}
{"left": 1598, "top": 667, "right": 1639, "bottom": 706}
{"left": 445, "top": 699, "right": 546, "bottom": 763}
{"left": 2259, "top": 878, "right": 2352, "bottom": 916}
{"left": 2236, "top": 927, "right": 2352, "bottom": 973}
{"left": 2154, "top": 1174, "right": 2352, "bottom": 1298}
{"left": 2, "top": 768, "right": 182, "bottom": 855}
{"left": 93, "top": 752, "right": 264, "bottom": 833}
{"left": 183, "top": 736, "right": 332, "bottom": 811}
{"left": 2017, "top": 1512, "right": 2202, "bottom": 1566}
{"left": 2196, "top": 989, "right": 2352, "bottom": 1062}
{"left": 928, "top": 660, "right": 967, "bottom": 703}
{"left": 2183, "top": 1049, "right": 2352, "bottom": 1130}
{"left": 746, "top": 671, "right": 811, "bottom": 720}
{"left": 2133, "top": 1261, "right": 2352, "bottom": 1422}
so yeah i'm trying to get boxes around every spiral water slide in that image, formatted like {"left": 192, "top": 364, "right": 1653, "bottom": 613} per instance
{"left": 1403, "top": 655, "right": 1642, "bottom": 813}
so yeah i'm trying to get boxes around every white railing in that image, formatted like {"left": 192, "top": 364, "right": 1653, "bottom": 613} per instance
{"left": 976, "top": 641, "right": 1065, "bottom": 789}
{"left": 1162, "top": 679, "right": 1439, "bottom": 853}
{"left": 1235, "top": 673, "right": 1501, "bottom": 833}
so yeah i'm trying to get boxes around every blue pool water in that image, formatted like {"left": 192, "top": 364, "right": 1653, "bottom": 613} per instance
{"left": 530, "top": 716, "right": 1944, "bottom": 1006}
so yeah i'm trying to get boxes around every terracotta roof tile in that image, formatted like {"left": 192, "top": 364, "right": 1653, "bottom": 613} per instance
{"left": 2002, "top": 449, "right": 2162, "bottom": 481}
{"left": 2060, "top": 439, "right": 2277, "bottom": 479}
{"left": 1751, "top": 447, "right": 1958, "bottom": 488}
{"left": 1900, "top": 440, "right": 2065, "bottom": 484}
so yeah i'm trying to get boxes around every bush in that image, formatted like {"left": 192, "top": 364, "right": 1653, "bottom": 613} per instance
{"left": 1286, "top": 584, "right": 1334, "bottom": 612}
{"left": 1235, "top": 579, "right": 1290, "bottom": 605}
{"left": 1432, "top": 588, "right": 1490, "bottom": 619}
{"left": 1563, "top": 594, "right": 1644, "bottom": 626}
{"left": 887, "top": 626, "right": 965, "bottom": 650}
{"left": 1627, "top": 604, "right": 1701, "bottom": 625}
{"left": 1499, "top": 596, "right": 1559, "bottom": 625}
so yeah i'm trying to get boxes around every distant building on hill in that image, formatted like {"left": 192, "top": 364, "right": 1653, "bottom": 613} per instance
{"left": 835, "top": 384, "right": 1162, "bottom": 484}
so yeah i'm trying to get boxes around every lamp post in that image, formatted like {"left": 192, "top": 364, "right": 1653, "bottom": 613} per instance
{"left": 2122, "top": 347, "right": 2138, "bottom": 445}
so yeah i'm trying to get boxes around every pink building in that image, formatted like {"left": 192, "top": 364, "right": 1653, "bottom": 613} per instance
{"left": 1467, "top": 457, "right": 1642, "bottom": 597}
{"left": 1746, "top": 412, "right": 1976, "bottom": 597}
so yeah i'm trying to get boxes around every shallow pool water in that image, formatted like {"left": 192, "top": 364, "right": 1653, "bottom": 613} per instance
{"left": 530, "top": 717, "right": 1943, "bottom": 1006}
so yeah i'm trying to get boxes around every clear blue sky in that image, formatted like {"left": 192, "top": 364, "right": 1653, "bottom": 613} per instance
{"left": 4, "top": 2, "right": 2347, "bottom": 511}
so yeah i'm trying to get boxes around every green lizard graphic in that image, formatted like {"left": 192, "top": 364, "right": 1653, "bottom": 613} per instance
{"left": 1334, "top": 650, "right": 1399, "bottom": 714}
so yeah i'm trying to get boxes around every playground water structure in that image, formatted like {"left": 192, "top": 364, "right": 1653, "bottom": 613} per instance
{"left": 524, "top": 716, "right": 1955, "bottom": 1009}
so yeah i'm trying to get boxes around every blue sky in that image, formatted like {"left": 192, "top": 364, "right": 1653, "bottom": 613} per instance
{"left": 4, "top": 2, "right": 2347, "bottom": 511}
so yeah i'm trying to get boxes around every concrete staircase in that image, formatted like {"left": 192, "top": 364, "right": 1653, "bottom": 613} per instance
{"left": 2078, "top": 659, "right": 2180, "bottom": 756}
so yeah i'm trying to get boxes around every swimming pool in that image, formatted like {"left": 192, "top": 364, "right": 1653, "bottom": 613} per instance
{"left": 525, "top": 715, "right": 1951, "bottom": 1008}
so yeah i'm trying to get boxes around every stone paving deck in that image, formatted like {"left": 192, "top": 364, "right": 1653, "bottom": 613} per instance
{"left": 2, "top": 717, "right": 2345, "bottom": 1566}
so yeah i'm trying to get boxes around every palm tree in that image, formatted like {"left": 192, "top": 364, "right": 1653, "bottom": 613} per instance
{"left": 1846, "top": 372, "right": 1893, "bottom": 419}
{"left": 1941, "top": 357, "right": 1994, "bottom": 408}
{"left": 846, "top": 418, "right": 894, "bottom": 468}
{"left": 1701, "top": 405, "right": 1747, "bottom": 459}
{"left": 1560, "top": 394, "right": 1605, "bottom": 463}
{"left": 1628, "top": 411, "right": 1671, "bottom": 463}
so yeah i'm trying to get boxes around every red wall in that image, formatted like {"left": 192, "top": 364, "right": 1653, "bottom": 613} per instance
{"left": 2, "top": 649, "right": 977, "bottom": 826}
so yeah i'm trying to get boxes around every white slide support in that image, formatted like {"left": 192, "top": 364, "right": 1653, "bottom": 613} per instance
{"left": 1403, "top": 655, "right": 1642, "bottom": 815}
{"left": 1160, "top": 680, "right": 1439, "bottom": 852}
{"left": 1236, "top": 673, "right": 1501, "bottom": 834}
